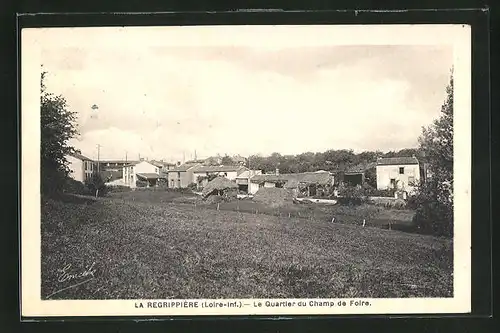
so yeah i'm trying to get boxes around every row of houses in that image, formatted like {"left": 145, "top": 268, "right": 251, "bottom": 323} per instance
{"left": 66, "top": 152, "right": 427, "bottom": 196}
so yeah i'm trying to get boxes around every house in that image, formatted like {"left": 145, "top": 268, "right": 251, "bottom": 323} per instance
{"left": 192, "top": 165, "right": 249, "bottom": 189}
{"left": 66, "top": 153, "right": 95, "bottom": 183}
{"left": 235, "top": 170, "right": 263, "bottom": 193}
{"left": 376, "top": 156, "right": 420, "bottom": 195}
{"left": 122, "top": 160, "right": 165, "bottom": 188}
{"left": 167, "top": 163, "right": 201, "bottom": 189}
{"left": 249, "top": 170, "right": 334, "bottom": 196}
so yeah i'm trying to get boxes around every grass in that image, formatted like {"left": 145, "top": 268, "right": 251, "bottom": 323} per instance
{"left": 41, "top": 193, "right": 453, "bottom": 300}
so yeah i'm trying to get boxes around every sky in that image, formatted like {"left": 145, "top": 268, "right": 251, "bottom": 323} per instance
{"left": 38, "top": 26, "right": 454, "bottom": 163}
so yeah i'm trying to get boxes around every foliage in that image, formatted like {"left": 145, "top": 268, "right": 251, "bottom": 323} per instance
{"left": 135, "top": 179, "right": 149, "bottom": 188}
{"left": 63, "top": 178, "right": 92, "bottom": 196}
{"left": 412, "top": 72, "right": 454, "bottom": 237}
{"left": 187, "top": 182, "right": 198, "bottom": 191}
{"left": 337, "top": 184, "right": 365, "bottom": 206}
{"left": 220, "top": 155, "right": 235, "bottom": 165}
{"left": 40, "top": 68, "right": 79, "bottom": 195}
{"left": 247, "top": 147, "right": 423, "bottom": 175}
{"left": 85, "top": 174, "right": 108, "bottom": 197}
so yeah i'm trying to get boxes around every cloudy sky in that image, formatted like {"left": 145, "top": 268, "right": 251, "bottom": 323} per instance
{"left": 38, "top": 26, "right": 454, "bottom": 162}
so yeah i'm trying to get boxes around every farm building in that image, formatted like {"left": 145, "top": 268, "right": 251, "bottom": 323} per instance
{"left": 66, "top": 153, "right": 95, "bottom": 183}
{"left": 122, "top": 160, "right": 166, "bottom": 188}
{"left": 201, "top": 176, "right": 239, "bottom": 199}
{"left": 376, "top": 156, "right": 420, "bottom": 195}
{"left": 167, "top": 163, "right": 201, "bottom": 189}
{"left": 249, "top": 170, "right": 334, "bottom": 197}
{"left": 235, "top": 169, "right": 263, "bottom": 193}
{"left": 344, "top": 162, "right": 377, "bottom": 186}
{"left": 192, "top": 165, "right": 249, "bottom": 189}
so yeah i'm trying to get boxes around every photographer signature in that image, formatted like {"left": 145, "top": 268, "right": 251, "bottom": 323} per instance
{"left": 46, "top": 262, "right": 97, "bottom": 299}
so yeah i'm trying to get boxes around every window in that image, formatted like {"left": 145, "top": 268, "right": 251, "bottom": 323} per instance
{"left": 177, "top": 172, "right": 181, "bottom": 178}
{"left": 399, "top": 167, "right": 404, "bottom": 174}
{"left": 155, "top": 168, "right": 159, "bottom": 173}
{"left": 390, "top": 178, "right": 396, "bottom": 188}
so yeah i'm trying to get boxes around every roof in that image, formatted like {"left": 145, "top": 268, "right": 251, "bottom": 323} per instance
{"left": 236, "top": 170, "right": 263, "bottom": 179}
{"left": 201, "top": 177, "right": 238, "bottom": 197}
{"left": 377, "top": 157, "right": 419, "bottom": 166}
{"left": 136, "top": 173, "right": 163, "bottom": 179}
{"left": 192, "top": 165, "right": 247, "bottom": 173}
{"left": 169, "top": 163, "right": 201, "bottom": 172}
{"left": 345, "top": 162, "right": 377, "bottom": 174}
{"left": 99, "top": 159, "right": 135, "bottom": 164}
{"left": 148, "top": 160, "right": 165, "bottom": 167}
{"left": 69, "top": 153, "right": 93, "bottom": 161}
{"left": 251, "top": 171, "right": 333, "bottom": 187}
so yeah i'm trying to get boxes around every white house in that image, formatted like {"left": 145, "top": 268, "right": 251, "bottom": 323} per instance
{"left": 66, "top": 153, "right": 95, "bottom": 183}
{"left": 123, "top": 160, "right": 164, "bottom": 188}
{"left": 376, "top": 156, "right": 420, "bottom": 195}
{"left": 191, "top": 165, "right": 248, "bottom": 189}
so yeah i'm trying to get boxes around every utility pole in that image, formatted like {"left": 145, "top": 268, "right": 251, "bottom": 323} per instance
{"left": 195, "top": 149, "right": 197, "bottom": 161}
{"left": 125, "top": 151, "right": 128, "bottom": 163}
{"left": 97, "top": 144, "right": 101, "bottom": 173}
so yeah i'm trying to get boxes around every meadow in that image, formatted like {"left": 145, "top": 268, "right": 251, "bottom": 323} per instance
{"left": 41, "top": 193, "right": 453, "bottom": 300}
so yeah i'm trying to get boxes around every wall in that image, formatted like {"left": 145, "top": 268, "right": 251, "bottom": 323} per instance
{"left": 263, "top": 182, "right": 276, "bottom": 188}
{"left": 67, "top": 155, "right": 84, "bottom": 182}
{"left": 249, "top": 182, "right": 260, "bottom": 195}
{"left": 376, "top": 164, "right": 420, "bottom": 194}
{"left": 123, "top": 165, "right": 136, "bottom": 188}
{"left": 167, "top": 169, "right": 195, "bottom": 188}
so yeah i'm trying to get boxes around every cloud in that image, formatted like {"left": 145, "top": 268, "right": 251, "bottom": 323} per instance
{"left": 43, "top": 42, "right": 453, "bottom": 161}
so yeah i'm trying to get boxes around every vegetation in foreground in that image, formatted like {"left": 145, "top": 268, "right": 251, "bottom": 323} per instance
{"left": 41, "top": 195, "right": 453, "bottom": 300}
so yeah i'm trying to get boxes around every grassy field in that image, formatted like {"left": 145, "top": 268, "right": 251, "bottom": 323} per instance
{"left": 41, "top": 194, "right": 453, "bottom": 300}
{"left": 108, "top": 190, "right": 417, "bottom": 231}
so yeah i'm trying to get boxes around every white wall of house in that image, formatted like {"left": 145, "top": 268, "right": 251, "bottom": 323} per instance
{"left": 67, "top": 155, "right": 84, "bottom": 182}
{"left": 249, "top": 182, "right": 260, "bottom": 195}
{"left": 376, "top": 164, "right": 420, "bottom": 194}
{"left": 123, "top": 161, "right": 159, "bottom": 188}
{"left": 67, "top": 155, "right": 94, "bottom": 182}
{"left": 263, "top": 182, "right": 276, "bottom": 188}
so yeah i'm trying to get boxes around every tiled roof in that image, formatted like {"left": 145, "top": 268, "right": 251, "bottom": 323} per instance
{"left": 169, "top": 163, "right": 201, "bottom": 172}
{"left": 136, "top": 173, "right": 163, "bottom": 179}
{"left": 69, "top": 153, "right": 93, "bottom": 161}
{"left": 251, "top": 171, "right": 333, "bottom": 187}
{"left": 192, "top": 165, "right": 247, "bottom": 173}
{"left": 377, "top": 157, "right": 419, "bottom": 166}
{"left": 345, "top": 162, "right": 377, "bottom": 174}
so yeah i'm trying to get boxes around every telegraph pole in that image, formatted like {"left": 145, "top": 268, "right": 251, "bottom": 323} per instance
{"left": 97, "top": 144, "right": 101, "bottom": 173}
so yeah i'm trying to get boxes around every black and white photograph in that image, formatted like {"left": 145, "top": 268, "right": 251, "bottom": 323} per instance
{"left": 21, "top": 24, "right": 472, "bottom": 316}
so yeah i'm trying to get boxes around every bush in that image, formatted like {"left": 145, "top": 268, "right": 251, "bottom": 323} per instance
{"left": 337, "top": 184, "right": 365, "bottom": 206}
{"left": 410, "top": 179, "right": 453, "bottom": 237}
{"left": 187, "top": 182, "right": 198, "bottom": 191}
{"left": 107, "top": 185, "right": 132, "bottom": 193}
{"left": 136, "top": 180, "right": 148, "bottom": 188}
{"left": 85, "top": 174, "right": 108, "bottom": 197}
{"left": 63, "top": 178, "right": 92, "bottom": 195}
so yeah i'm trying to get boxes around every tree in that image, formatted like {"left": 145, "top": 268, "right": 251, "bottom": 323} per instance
{"left": 40, "top": 68, "right": 79, "bottom": 195}
{"left": 411, "top": 71, "right": 454, "bottom": 236}
{"left": 85, "top": 173, "right": 108, "bottom": 197}
{"left": 220, "top": 155, "right": 234, "bottom": 165}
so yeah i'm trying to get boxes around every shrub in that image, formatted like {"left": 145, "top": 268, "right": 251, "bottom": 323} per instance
{"left": 187, "top": 182, "right": 198, "bottom": 191}
{"left": 63, "top": 178, "right": 91, "bottom": 195}
{"left": 85, "top": 174, "right": 108, "bottom": 197}
{"left": 337, "top": 184, "right": 365, "bottom": 206}
{"left": 135, "top": 180, "right": 148, "bottom": 188}
{"left": 107, "top": 185, "right": 132, "bottom": 193}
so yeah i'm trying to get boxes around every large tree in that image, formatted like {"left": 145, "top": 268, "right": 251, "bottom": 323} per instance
{"left": 40, "top": 69, "right": 79, "bottom": 195}
{"left": 411, "top": 72, "right": 454, "bottom": 236}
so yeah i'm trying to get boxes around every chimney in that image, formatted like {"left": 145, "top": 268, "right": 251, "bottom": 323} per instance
{"left": 275, "top": 168, "right": 279, "bottom": 175}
